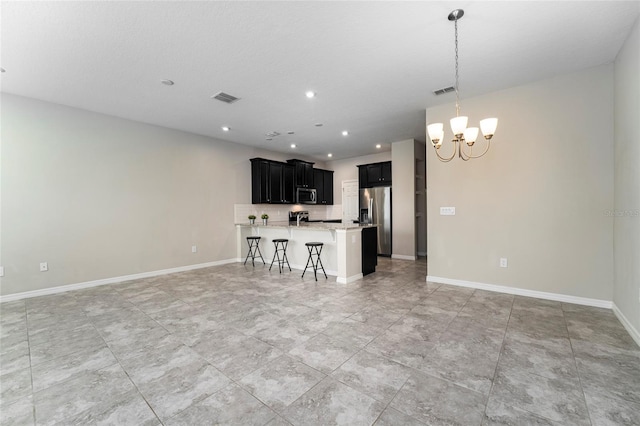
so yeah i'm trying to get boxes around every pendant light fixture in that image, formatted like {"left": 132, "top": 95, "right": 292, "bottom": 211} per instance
{"left": 427, "top": 9, "right": 498, "bottom": 162}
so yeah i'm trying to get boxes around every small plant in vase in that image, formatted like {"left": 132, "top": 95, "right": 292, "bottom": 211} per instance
{"left": 261, "top": 214, "right": 269, "bottom": 225}
{"left": 248, "top": 215, "right": 256, "bottom": 225}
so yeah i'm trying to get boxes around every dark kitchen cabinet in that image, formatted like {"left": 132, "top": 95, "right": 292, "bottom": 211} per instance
{"left": 358, "top": 161, "right": 392, "bottom": 188}
{"left": 313, "top": 168, "right": 334, "bottom": 205}
{"left": 250, "top": 158, "right": 295, "bottom": 204}
{"left": 287, "top": 159, "right": 314, "bottom": 188}
{"left": 362, "top": 226, "right": 378, "bottom": 275}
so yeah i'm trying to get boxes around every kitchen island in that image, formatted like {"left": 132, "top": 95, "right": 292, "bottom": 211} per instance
{"left": 236, "top": 222, "right": 376, "bottom": 283}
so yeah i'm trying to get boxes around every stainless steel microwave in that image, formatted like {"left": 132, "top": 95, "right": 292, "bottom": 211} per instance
{"left": 296, "top": 188, "right": 317, "bottom": 204}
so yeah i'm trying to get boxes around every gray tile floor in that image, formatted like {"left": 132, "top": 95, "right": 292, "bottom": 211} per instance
{"left": 1, "top": 258, "right": 639, "bottom": 425}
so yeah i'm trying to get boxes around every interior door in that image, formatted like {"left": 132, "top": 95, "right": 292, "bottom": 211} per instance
{"left": 342, "top": 180, "right": 359, "bottom": 222}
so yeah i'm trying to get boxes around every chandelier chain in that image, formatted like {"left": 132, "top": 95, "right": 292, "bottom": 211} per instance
{"left": 454, "top": 18, "right": 460, "bottom": 117}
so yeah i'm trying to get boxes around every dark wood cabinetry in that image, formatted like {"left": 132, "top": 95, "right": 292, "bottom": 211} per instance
{"left": 358, "top": 161, "right": 392, "bottom": 188}
{"left": 362, "top": 226, "right": 378, "bottom": 275}
{"left": 250, "top": 158, "right": 295, "bottom": 204}
{"left": 313, "top": 168, "right": 334, "bottom": 205}
{"left": 287, "top": 159, "right": 314, "bottom": 188}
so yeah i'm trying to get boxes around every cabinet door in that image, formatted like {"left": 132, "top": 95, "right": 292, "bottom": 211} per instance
{"left": 270, "top": 162, "right": 283, "bottom": 203}
{"left": 251, "top": 159, "right": 270, "bottom": 203}
{"left": 381, "top": 161, "right": 392, "bottom": 184}
{"left": 313, "top": 169, "right": 325, "bottom": 202}
{"left": 323, "top": 170, "right": 334, "bottom": 205}
{"left": 366, "top": 164, "right": 381, "bottom": 185}
{"left": 358, "top": 166, "right": 367, "bottom": 189}
{"left": 283, "top": 165, "right": 295, "bottom": 204}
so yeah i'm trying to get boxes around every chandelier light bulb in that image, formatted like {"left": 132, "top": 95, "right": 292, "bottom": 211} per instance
{"left": 450, "top": 116, "right": 468, "bottom": 136}
{"left": 463, "top": 127, "right": 479, "bottom": 145}
{"left": 480, "top": 118, "right": 498, "bottom": 139}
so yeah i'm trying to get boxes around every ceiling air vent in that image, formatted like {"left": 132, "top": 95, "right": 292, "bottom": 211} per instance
{"left": 433, "top": 86, "right": 455, "bottom": 96}
{"left": 211, "top": 92, "right": 240, "bottom": 104}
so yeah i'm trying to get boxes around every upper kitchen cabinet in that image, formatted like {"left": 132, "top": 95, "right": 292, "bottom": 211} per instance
{"left": 358, "top": 161, "right": 392, "bottom": 188}
{"left": 287, "top": 159, "right": 314, "bottom": 188}
{"left": 250, "top": 158, "right": 295, "bottom": 204}
{"left": 313, "top": 168, "right": 334, "bottom": 205}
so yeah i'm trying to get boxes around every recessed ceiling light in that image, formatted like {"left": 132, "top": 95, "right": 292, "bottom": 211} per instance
{"left": 342, "top": 131, "right": 349, "bottom": 136}
{"left": 327, "top": 153, "right": 333, "bottom": 158}
{"left": 314, "top": 123, "right": 323, "bottom": 127}
{"left": 161, "top": 79, "right": 174, "bottom": 86}
{"left": 290, "top": 144, "right": 296, "bottom": 148}
{"left": 222, "top": 126, "right": 230, "bottom": 132}
{"left": 305, "top": 91, "right": 316, "bottom": 98}
{"left": 376, "top": 144, "right": 381, "bottom": 149}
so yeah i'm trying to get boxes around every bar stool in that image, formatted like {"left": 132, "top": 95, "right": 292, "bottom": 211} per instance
{"left": 302, "top": 242, "right": 327, "bottom": 281}
{"left": 270, "top": 239, "right": 291, "bottom": 273}
{"left": 244, "top": 236, "right": 265, "bottom": 267}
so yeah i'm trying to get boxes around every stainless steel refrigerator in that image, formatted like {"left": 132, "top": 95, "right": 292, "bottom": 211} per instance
{"left": 359, "top": 186, "right": 391, "bottom": 256}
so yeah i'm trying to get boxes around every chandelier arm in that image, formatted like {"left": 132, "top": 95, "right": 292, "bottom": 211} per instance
{"left": 460, "top": 139, "right": 492, "bottom": 159}
{"left": 432, "top": 141, "right": 458, "bottom": 162}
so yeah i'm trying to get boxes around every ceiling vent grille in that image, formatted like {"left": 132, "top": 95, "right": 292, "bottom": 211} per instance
{"left": 211, "top": 92, "right": 240, "bottom": 104}
{"left": 433, "top": 86, "right": 455, "bottom": 96}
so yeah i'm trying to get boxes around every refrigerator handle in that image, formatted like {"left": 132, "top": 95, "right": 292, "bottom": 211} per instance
{"left": 369, "top": 198, "right": 373, "bottom": 224}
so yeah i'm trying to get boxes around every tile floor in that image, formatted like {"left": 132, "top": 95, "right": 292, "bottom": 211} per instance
{"left": 1, "top": 258, "right": 639, "bottom": 425}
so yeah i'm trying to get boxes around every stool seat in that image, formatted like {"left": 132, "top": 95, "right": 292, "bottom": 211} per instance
{"left": 270, "top": 239, "right": 291, "bottom": 273}
{"left": 302, "top": 242, "right": 327, "bottom": 281}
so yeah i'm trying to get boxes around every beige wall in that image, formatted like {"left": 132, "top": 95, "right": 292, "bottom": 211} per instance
{"left": 0, "top": 94, "right": 313, "bottom": 296}
{"left": 613, "top": 17, "right": 640, "bottom": 332}
{"left": 426, "top": 64, "right": 615, "bottom": 302}
{"left": 391, "top": 139, "right": 417, "bottom": 259}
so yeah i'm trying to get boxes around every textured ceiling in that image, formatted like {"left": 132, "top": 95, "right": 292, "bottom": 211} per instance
{"left": 1, "top": 1, "right": 638, "bottom": 161}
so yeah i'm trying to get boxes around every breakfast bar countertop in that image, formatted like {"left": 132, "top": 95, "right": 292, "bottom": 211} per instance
{"left": 235, "top": 221, "right": 376, "bottom": 231}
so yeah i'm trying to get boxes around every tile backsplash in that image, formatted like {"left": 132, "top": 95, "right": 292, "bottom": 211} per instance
{"left": 234, "top": 204, "right": 343, "bottom": 223}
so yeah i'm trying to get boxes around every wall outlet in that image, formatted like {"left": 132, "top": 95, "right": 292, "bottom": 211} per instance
{"left": 191, "top": 245, "right": 197, "bottom": 253}
{"left": 500, "top": 258, "right": 508, "bottom": 268}
{"left": 40, "top": 262, "right": 48, "bottom": 272}
{"left": 0, "top": 266, "right": 4, "bottom": 277}
{"left": 440, "top": 207, "right": 456, "bottom": 216}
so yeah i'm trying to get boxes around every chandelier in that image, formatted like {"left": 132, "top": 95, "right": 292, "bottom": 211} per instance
{"left": 427, "top": 9, "right": 498, "bottom": 162}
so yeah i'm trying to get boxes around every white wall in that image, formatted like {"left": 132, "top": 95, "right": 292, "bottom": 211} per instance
{"left": 426, "top": 64, "right": 614, "bottom": 303}
{"left": 0, "top": 94, "right": 314, "bottom": 297}
{"left": 613, "top": 17, "right": 640, "bottom": 334}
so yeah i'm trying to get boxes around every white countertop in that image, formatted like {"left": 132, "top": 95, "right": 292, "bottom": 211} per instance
{"left": 235, "top": 221, "right": 376, "bottom": 231}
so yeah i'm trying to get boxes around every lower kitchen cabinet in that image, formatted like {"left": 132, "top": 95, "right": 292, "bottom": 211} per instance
{"left": 362, "top": 226, "right": 378, "bottom": 275}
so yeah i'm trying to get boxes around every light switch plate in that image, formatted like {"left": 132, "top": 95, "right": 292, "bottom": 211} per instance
{"left": 440, "top": 207, "right": 456, "bottom": 216}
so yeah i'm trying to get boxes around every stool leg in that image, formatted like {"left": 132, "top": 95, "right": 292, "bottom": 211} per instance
{"left": 316, "top": 246, "right": 327, "bottom": 279}
{"left": 282, "top": 241, "right": 291, "bottom": 272}
{"left": 269, "top": 242, "right": 278, "bottom": 272}
{"left": 302, "top": 246, "right": 313, "bottom": 278}
{"left": 244, "top": 239, "right": 254, "bottom": 266}
{"left": 255, "top": 244, "right": 265, "bottom": 265}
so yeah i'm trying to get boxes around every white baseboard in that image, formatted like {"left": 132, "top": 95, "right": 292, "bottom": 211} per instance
{"left": 337, "top": 273, "right": 364, "bottom": 284}
{"left": 392, "top": 254, "right": 417, "bottom": 261}
{"left": 0, "top": 259, "right": 237, "bottom": 303}
{"left": 426, "top": 275, "right": 613, "bottom": 309}
{"left": 612, "top": 303, "right": 640, "bottom": 347}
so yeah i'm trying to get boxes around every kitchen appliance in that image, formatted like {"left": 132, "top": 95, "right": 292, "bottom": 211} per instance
{"left": 296, "top": 188, "right": 317, "bottom": 204}
{"left": 359, "top": 186, "right": 391, "bottom": 256}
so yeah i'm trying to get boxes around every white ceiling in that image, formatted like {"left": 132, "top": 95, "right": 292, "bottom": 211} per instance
{"left": 1, "top": 1, "right": 638, "bottom": 161}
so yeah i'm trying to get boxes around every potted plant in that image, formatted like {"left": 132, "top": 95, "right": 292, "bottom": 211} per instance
{"left": 248, "top": 214, "right": 256, "bottom": 225}
{"left": 261, "top": 213, "right": 269, "bottom": 225}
